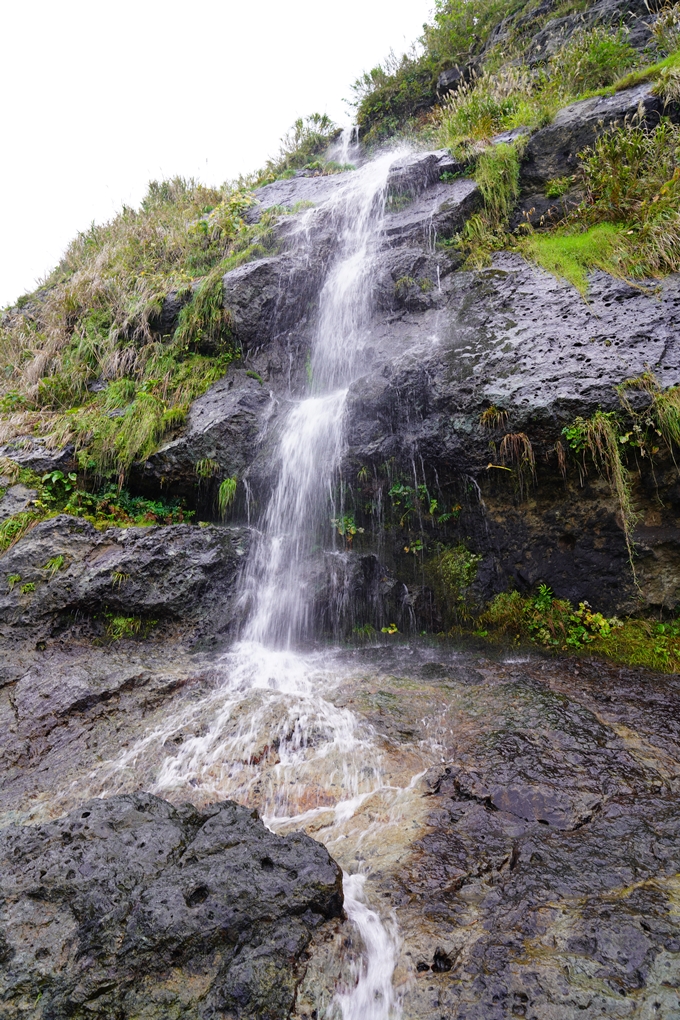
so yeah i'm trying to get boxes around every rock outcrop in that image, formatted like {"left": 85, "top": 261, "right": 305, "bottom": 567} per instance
{"left": 521, "top": 83, "right": 670, "bottom": 190}
{"left": 0, "top": 515, "right": 249, "bottom": 681}
{"left": 0, "top": 793, "right": 343, "bottom": 1019}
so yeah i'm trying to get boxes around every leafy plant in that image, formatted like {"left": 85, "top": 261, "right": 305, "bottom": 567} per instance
{"left": 20, "top": 582, "right": 36, "bottom": 594}
{"left": 6, "top": 574, "right": 21, "bottom": 590}
{"left": 482, "top": 583, "right": 623, "bottom": 650}
{"left": 549, "top": 26, "right": 638, "bottom": 94}
{"left": 105, "top": 614, "right": 142, "bottom": 640}
{"left": 218, "top": 476, "right": 237, "bottom": 519}
{"left": 41, "top": 470, "right": 78, "bottom": 502}
{"left": 331, "top": 514, "right": 365, "bottom": 548}
{"left": 0, "top": 510, "right": 40, "bottom": 552}
{"left": 111, "top": 571, "right": 130, "bottom": 587}
{"left": 381, "top": 622, "right": 399, "bottom": 635}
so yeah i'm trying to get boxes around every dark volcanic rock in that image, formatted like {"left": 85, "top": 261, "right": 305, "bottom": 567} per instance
{"left": 343, "top": 254, "right": 680, "bottom": 612}
{"left": 384, "top": 178, "right": 479, "bottom": 247}
{"left": 0, "top": 515, "right": 249, "bottom": 680}
{"left": 392, "top": 657, "right": 680, "bottom": 1019}
{"left": 0, "top": 793, "right": 343, "bottom": 1019}
{"left": 521, "top": 84, "right": 669, "bottom": 188}
{"left": 136, "top": 369, "right": 276, "bottom": 497}
{"left": 223, "top": 253, "right": 322, "bottom": 352}
{"left": 0, "top": 483, "right": 37, "bottom": 521}
{"left": 0, "top": 436, "right": 75, "bottom": 474}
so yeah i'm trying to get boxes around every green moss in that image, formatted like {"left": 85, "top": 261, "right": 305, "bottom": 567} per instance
{"left": 519, "top": 224, "right": 627, "bottom": 293}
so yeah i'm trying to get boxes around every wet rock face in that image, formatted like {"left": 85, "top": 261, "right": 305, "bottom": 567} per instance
{"left": 0, "top": 793, "right": 343, "bottom": 1019}
{"left": 343, "top": 254, "right": 680, "bottom": 612}
{"left": 0, "top": 515, "right": 249, "bottom": 681}
{"left": 384, "top": 658, "right": 680, "bottom": 1019}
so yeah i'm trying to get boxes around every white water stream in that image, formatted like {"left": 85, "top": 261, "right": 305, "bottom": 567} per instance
{"left": 101, "top": 151, "right": 416, "bottom": 1017}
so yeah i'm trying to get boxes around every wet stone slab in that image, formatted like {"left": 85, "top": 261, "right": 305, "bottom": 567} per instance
{"left": 0, "top": 642, "right": 678, "bottom": 1018}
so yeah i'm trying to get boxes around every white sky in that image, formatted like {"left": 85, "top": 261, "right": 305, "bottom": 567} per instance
{"left": 0, "top": 0, "right": 433, "bottom": 308}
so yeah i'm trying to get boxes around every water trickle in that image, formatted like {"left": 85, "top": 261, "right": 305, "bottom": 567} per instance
{"left": 335, "top": 873, "right": 400, "bottom": 1020}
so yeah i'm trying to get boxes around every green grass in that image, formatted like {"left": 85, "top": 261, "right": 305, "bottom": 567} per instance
{"left": 587, "top": 618, "right": 680, "bottom": 672}
{"left": 456, "top": 141, "right": 523, "bottom": 266}
{"left": 436, "top": 26, "right": 640, "bottom": 157}
{"left": 519, "top": 224, "right": 627, "bottom": 293}
{"left": 613, "top": 47, "right": 680, "bottom": 91}
{"left": 255, "top": 113, "right": 340, "bottom": 184}
{"left": 0, "top": 185, "right": 291, "bottom": 482}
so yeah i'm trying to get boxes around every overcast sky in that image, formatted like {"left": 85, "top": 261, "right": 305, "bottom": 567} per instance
{"left": 0, "top": 0, "right": 433, "bottom": 308}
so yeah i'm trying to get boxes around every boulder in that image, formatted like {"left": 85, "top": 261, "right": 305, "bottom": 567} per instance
{"left": 386, "top": 149, "right": 463, "bottom": 197}
{"left": 223, "top": 254, "right": 321, "bottom": 351}
{"left": 437, "top": 66, "right": 467, "bottom": 95}
{"left": 136, "top": 369, "right": 277, "bottom": 497}
{"left": 384, "top": 178, "right": 479, "bottom": 246}
{"left": 521, "top": 83, "right": 668, "bottom": 188}
{"left": 0, "top": 515, "right": 250, "bottom": 680}
{"left": 0, "top": 483, "right": 37, "bottom": 521}
{"left": 0, "top": 793, "right": 343, "bottom": 1020}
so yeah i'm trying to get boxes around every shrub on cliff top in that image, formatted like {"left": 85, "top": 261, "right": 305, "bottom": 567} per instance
{"left": 257, "top": 113, "right": 340, "bottom": 183}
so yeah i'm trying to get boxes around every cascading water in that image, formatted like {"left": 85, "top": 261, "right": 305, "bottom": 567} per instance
{"left": 242, "top": 150, "right": 399, "bottom": 648}
{"left": 95, "top": 150, "right": 420, "bottom": 1018}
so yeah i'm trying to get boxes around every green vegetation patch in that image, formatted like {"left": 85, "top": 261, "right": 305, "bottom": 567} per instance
{"left": 476, "top": 584, "right": 680, "bottom": 673}
{"left": 520, "top": 223, "right": 627, "bottom": 293}
{"left": 0, "top": 180, "right": 286, "bottom": 483}
{"left": 256, "top": 114, "right": 343, "bottom": 184}
{"left": 0, "top": 462, "right": 194, "bottom": 556}
{"left": 428, "top": 544, "right": 482, "bottom": 623}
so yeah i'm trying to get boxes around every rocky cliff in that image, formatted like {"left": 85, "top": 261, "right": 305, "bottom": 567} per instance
{"left": 2, "top": 0, "right": 680, "bottom": 1013}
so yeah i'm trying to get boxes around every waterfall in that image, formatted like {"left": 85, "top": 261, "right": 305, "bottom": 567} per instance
{"left": 242, "top": 150, "right": 401, "bottom": 648}
{"left": 97, "top": 150, "right": 413, "bottom": 1019}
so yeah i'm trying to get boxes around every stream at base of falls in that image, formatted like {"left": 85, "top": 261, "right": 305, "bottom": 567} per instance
{"left": 93, "top": 640, "right": 439, "bottom": 1019}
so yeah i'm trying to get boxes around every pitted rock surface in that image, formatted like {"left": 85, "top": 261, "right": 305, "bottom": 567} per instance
{"left": 0, "top": 793, "right": 343, "bottom": 1019}
{"left": 0, "top": 516, "right": 249, "bottom": 681}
